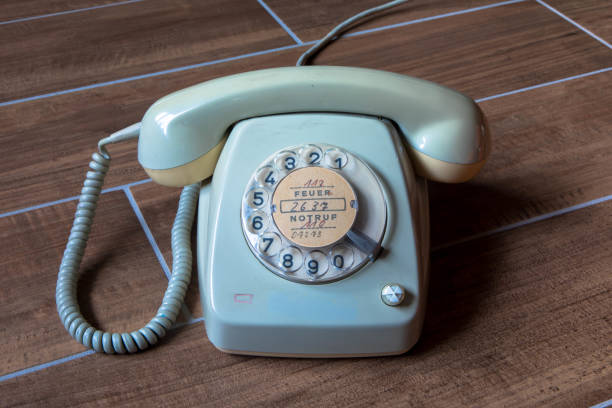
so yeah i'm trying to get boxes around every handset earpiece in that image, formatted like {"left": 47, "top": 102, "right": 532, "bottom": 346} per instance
{"left": 405, "top": 107, "right": 490, "bottom": 183}
{"left": 142, "top": 137, "right": 227, "bottom": 187}
{"left": 138, "top": 66, "right": 489, "bottom": 186}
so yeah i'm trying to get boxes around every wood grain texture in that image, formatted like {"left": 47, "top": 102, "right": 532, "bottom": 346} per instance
{"left": 546, "top": 0, "right": 612, "bottom": 43}
{"left": 429, "top": 70, "right": 612, "bottom": 247}
{"left": 0, "top": 0, "right": 294, "bottom": 102}
{"left": 0, "top": 0, "right": 129, "bottom": 22}
{"left": 0, "top": 191, "right": 187, "bottom": 376}
{"left": 2, "top": 200, "right": 610, "bottom": 407}
{"left": 2, "top": 0, "right": 611, "bottom": 217}
{"left": 0, "top": 48, "right": 300, "bottom": 216}
{"left": 1, "top": 0, "right": 611, "bottom": 406}
{"left": 264, "top": 0, "right": 500, "bottom": 43}
{"left": 311, "top": 1, "right": 612, "bottom": 97}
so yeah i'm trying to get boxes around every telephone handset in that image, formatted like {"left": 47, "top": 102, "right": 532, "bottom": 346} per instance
{"left": 56, "top": 66, "right": 489, "bottom": 356}
{"left": 140, "top": 66, "right": 487, "bottom": 187}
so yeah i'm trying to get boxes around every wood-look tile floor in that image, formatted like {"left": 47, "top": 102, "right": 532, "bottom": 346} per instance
{"left": 0, "top": 1, "right": 610, "bottom": 406}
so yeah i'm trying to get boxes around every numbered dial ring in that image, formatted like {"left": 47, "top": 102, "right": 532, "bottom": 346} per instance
{"left": 241, "top": 144, "right": 386, "bottom": 284}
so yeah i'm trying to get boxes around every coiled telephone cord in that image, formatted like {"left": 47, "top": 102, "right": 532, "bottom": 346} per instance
{"left": 56, "top": 123, "right": 200, "bottom": 354}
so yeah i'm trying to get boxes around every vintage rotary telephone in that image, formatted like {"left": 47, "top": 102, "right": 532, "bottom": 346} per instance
{"left": 56, "top": 2, "right": 489, "bottom": 357}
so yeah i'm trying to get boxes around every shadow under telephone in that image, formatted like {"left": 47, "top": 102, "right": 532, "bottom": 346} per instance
{"left": 56, "top": 66, "right": 489, "bottom": 357}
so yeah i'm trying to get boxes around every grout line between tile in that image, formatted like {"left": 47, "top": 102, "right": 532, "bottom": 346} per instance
{"left": 2, "top": 63, "right": 610, "bottom": 222}
{"left": 122, "top": 187, "right": 171, "bottom": 279}
{"left": 476, "top": 67, "right": 612, "bottom": 102}
{"left": 0, "top": 178, "right": 153, "bottom": 219}
{"left": 590, "top": 398, "right": 612, "bottom": 408}
{"left": 0, "top": 350, "right": 95, "bottom": 382}
{"left": 102, "top": 177, "right": 153, "bottom": 193}
{"left": 1, "top": 197, "right": 611, "bottom": 383}
{"left": 123, "top": 186, "right": 193, "bottom": 321}
{"left": 345, "top": 0, "right": 526, "bottom": 38}
{"left": 0, "top": 0, "right": 146, "bottom": 26}
{"left": 432, "top": 193, "right": 612, "bottom": 252}
{"left": 3, "top": 184, "right": 609, "bottom": 385}
{"left": 0, "top": 0, "right": 608, "bottom": 391}
{"left": 0, "top": 315, "right": 206, "bottom": 383}
{"left": 256, "top": 0, "right": 303, "bottom": 44}
{"left": 172, "top": 316, "right": 205, "bottom": 330}
{"left": 0, "top": 194, "right": 80, "bottom": 219}
{"left": 0, "top": 43, "right": 312, "bottom": 108}
{"left": 0, "top": 0, "right": 525, "bottom": 108}
{"left": 535, "top": 0, "right": 612, "bottom": 50}
{"left": 0, "top": 62, "right": 609, "bottom": 224}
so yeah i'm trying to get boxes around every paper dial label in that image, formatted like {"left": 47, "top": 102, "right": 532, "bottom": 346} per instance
{"left": 271, "top": 166, "right": 357, "bottom": 248}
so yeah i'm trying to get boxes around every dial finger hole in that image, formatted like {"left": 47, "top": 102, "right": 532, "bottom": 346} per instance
{"left": 278, "top": 246, "right": 303, "bottom": 272}
{"left": 330, "top": 244, "right": 354, "bottom": 270}
{"left": 324, "top": 148, "right": 348, "bottom": 169}
{"left": 256, "top": 166, "right": 279, "bottom": 188}
{"left": 305, "top": 250, "right": 328, "bottom": 278}
{"left": 258, "top": 232, "right": 282, "bottom": 256}
{"left": 247, "top": 187, "right": 269, "bottom": 209}
{"left": 299, "top": 144, "right": 323, "bottom": 165}
{"left": 247, "top": 210, "right": 269, "bottom": 234}
{"left": 274, "top": 151, "right": 298, "bottom": 172}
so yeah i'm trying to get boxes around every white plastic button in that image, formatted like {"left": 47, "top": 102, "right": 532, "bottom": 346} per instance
{"left": 247, "top": 187, "right": 268, "bottom": 209}
{"left": 256, "top": 166, "right": 279, "bottom": 187}
{"left": 247, "top": 210, "right": 269, "bottom": 234}
{"left": 381, "top": 284, "right": 406, "bottom": 306}
{"left": 274, "top": 151, "right": 298, "bottom": 172}
{"left": 258, "top": 232, "right": 282, "bottom": 256}
{"left": 324, "top": 148, "right": 348, "bottom": 169}
{"left": 330, "top": 244, "right": 354, "bottom": 270}
{"left": 305, "top": 250, "right": 328, "bottom": 277}
{"left": 299, "top": 144, "right": 323, "bottom": 165}
{"left": 279, "top": 246, "right": 303, "bottom": 272}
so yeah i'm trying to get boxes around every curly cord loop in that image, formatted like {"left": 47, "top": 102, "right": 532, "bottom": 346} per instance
{"left": 56, "top": 124, "right": 199, "bottom": 354}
